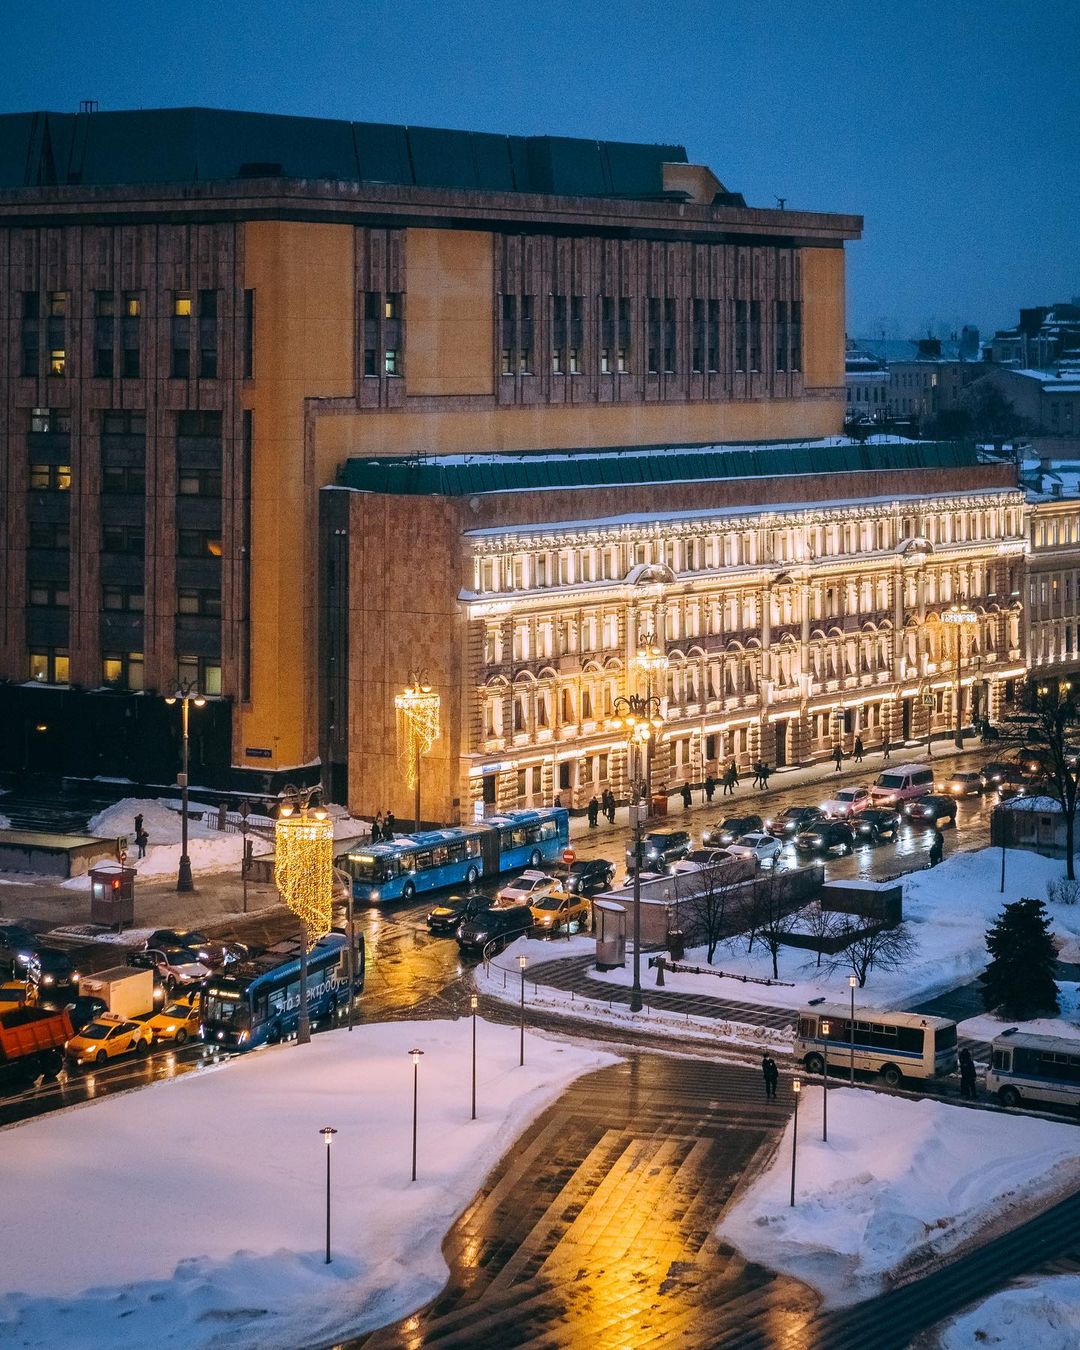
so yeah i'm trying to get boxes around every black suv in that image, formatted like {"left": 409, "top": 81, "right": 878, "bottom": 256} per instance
{"left": 764, "top": 806, "right": 824, "bottom": 840}
{"left": 426, "top": 894, "right": 490, "bottom": 936}
{"left": 794, "top": 820, "right": 855, "bottom": 855}
{"left": 702, "top": 815, "right": 763, "bottom": 847}
{"left": 27, "top": 946, "right": 80, "bottom": 996}
{"left": 626, "top": 830, "right": 692, "bottom": 874}
{"left": 456, "top": 903, "right": 533, "bottom": 955}
{"left": 853, "top": 807, "right": 900, "bottom": 844}
{"left": 563, "top": 859, "right": 616, "bottom": 895}
{"left": 902, "top": 795, "right": 957, "bottom": 827}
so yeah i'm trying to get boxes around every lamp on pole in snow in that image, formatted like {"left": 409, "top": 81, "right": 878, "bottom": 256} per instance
{"left": 848, "top": 975, "right": 858, "bottom": 1083}
{"left": 635, "top": 634, "right": 669, "bottom": 813}
{"left": 409, "top": 1047, "right": 424, "bottom": 1182}
{"left": 470, "top": 993, "right": 478, "bottom": 1120}
{"left": 320, "top": 1126, "right": 337, "bottom": 1263}
{"left": 820, "top": 1019, "right": 830, "bottom": 1143}
{"left": 164, "top": 679, "right": 205, "bottom": 892}
{"left": 518, "top": 953, "right": 527, "bottom": 1066}
{"left": 789, "top": 1078, "right": 801, "bottom": 1207}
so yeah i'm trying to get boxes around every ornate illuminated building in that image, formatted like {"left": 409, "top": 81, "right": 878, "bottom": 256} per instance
{"left": 0, "top": 107, "right": 1033, "bottom": 820}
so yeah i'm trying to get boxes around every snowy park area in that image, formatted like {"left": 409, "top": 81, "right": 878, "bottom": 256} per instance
{"left": 716, "top": 1088, "right": 1080, "bottom": 1308}
{"left": 935, "top": 1273, "right": 1080, "bottom": 1349}
{"left": 958, "top": 981, "right": 1080, "bottom": 1046}
{"left": 0, "top": 1019, "right": 614, "bottom": 1349}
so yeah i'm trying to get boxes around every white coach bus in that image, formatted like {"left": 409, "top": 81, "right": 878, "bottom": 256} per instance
{"left": 795, "top": 1003, "right": 958, "bottom": 1087}
{"left": 986, "top": 1031, "right": 1080, "bottom": 1110}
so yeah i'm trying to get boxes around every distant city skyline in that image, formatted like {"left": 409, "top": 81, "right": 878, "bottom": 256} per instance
{"left": 3, "top": 0, "right": 1077, "bottom": 338}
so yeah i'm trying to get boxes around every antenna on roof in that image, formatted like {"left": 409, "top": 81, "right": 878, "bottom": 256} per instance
{"left": 79, "top": 99, "right": 99, "bottom": 115}
{"left": 775, "top": 196, "right": 787, "bottom": 210}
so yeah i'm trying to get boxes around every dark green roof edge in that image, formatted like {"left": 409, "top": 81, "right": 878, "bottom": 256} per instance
{"left": 335, "top": 440, "right": 984, "bottom": 497}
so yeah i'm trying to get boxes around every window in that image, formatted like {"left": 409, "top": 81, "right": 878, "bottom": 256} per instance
{"left": 776, "top": 300, "right": 788, "bottom": 371}
{"left": 384, "top": 348, "right": 399, "bottom": 376}
{"left": 568, "top": 348, "right": 580, "bottom": 374}
{"left": 749, "top": 300, "right": 761, "bottom": 371}
{"left": 173, "top": 293, "right": 192, "bottom": 317}
{"left": 102, "top": 466, "right": 146, "bottom": 495}
{"left": 243, "top": 289, "right": 254, "bottom": 378}
{"left": 94, "top": 292, "right": 115, "bottom": 378}
{"left": 364, "top": 348, "right": 377, "bottom": 377}
{"left": 102, "top": 586, "right": 144, "bottom": 611}
{"left": 49, "top": 291, "right": 69, "bottom": 317}
{"left": 734, "top": 299, "right": 747, "bottom": 372}
{"left": 171, "top": 345, "right": 190, "bottom": 379}
{"left": 125, "top": 293, "right": 140, "bottom": 317}
{"left": 198, "top": 290, "right": 218, "bottom": 378}
{"left": 29, "top": 521, "right": 69, "bottom": 549}
{"left": 177, "top": 588, "right": 222, "bottom": 617}
{"left": 501, "top": 348, "right": 513, "bottom": 376}
{"left": 28, "top": 580, "right": 69, "bottom": 607}
{"left": 102, "top": 409, "right": 146, "bottom": 436}
{"left": 617, "top": 347, "right": 628, "bottom": 373}
{"left": 790, "top": 301, "right": 802, "bottom": 371}
{"left": 28, "top": 463, "right": 71, "bottom": 491}
{"left": 384, "top": 294, "right": 400, "bottom": 320}
{"left": 102, "top": 652, "right": 145, "bottom": 690}
{"left": 177, "top": 656, "right": 221, "bottom": 697}
{"left": 178, "top": 530, "right": 223, "bottom": 558}
{"left": 28, "top": 648, "right": 69, "bottom": 683}
{"left": 101, "top": 525, "right": 145, "bottom": 554}
{"left": 178, "top": 467, "right": 222, "bottom": 497}
{"left": 49, "top": 350, "right": 66, "bottom": 376}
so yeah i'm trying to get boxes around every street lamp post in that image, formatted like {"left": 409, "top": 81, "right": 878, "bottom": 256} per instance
{"left": 409, "top": 1048, "right": 424, "bottom": 1181}
{"left": 518, "top": 954, "right": 527, "bottom": 1066}
{"left": 613, "top": 692, "right": 664, "bottom": 1014}
{"left": 470, "top": 993, "right": 478, "bottom": 1119}
{"left": 320, "top": 1126, "right": 337, "bottom": 1263}
{"left": 849, "top": 974, "right": 858, "bottom": 1083}
{"left": 820, "top": 1019, "right": 830, "bottom": 1143}
{"left": 789, "top": 1078, "right": 801, "bottom": 1207}
{"left": 942, "top": 602, "right": 978, "bottom": 750}
{"left": 164, "top": 679, "right": 205, "bottom": 892}
{"left": 395, "top": 672, "right": 441, "bottom": 835}
{"left": 635, "top": 633, "right": 669, "bottom": 816}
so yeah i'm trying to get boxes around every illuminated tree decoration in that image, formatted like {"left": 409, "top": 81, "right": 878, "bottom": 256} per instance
{"left": 395, "top": 674, "right": 441, "bottom": 790}
{"left": 274, "top": 793, "right": 334, "bottom": 943}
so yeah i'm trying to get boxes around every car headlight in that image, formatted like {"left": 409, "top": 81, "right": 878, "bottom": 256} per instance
{"left": 702, "top": 831, "right": 712, "bottom": 842}
{"left": 370, "top": 890, "right": 379, "bottom": 900}
{"left": 43, "top": 975, "right": 54, "bottom": 985}
{"left": 542, "top": 916, "right": 552, "bottom": 925}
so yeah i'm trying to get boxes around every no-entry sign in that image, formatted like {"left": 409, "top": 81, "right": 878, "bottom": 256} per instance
{"left": 562, "top": 848, "right": 576, "bottom": 865}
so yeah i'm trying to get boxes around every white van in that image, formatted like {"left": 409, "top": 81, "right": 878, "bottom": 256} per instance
{"left": 870, "top": 762, "right": 935, "bottom": 805}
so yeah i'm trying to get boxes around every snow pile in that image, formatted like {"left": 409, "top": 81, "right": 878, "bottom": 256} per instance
{"left": 958, "top": 981, "right": 1080, "bottom": 1047}
{"left": 79, "top": 797, "right": 244, "bottom": 883}
{"left": 0, "top": 1018, "right": 615, "bottom": 1349}
{"left": 325, "top": 803, "right": 373, "bottom": 842}
{"left": 0, "top": 813, "right": 10, "bottom": 830}
{"left": 717, "top": 1089, "right": 1080, "bottom": 1308}
{"left": 936, "top": 1273, "right": 1080, "bottom": 1349}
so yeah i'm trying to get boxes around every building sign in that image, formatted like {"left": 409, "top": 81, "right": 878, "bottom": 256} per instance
{"left": 245, "top": 747, "right": 273, "bottom": 759}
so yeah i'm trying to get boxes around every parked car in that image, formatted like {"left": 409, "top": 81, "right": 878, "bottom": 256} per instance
{"left": 940, "top": 771, "right": 983, "bottom": 797}
{"left": 426, "top": 893, "right": 490, "bottom": 936}
{"left": 902, "top": 795, "right": 958, "bottom": 827}
{"left": 143, "top": 1001, "right": 203, "bottom": 1045}
{"left": 626, "top": 830, "right": 692, "bottom": 873}
{"left": 495, "top": 870, "right": 560, "bottom": 905}
{"left": 529, "top": 891, "right": 592, "bottom": 936}
{"left": 127, "top": 947, "right": 210, "bottom": 994}
{"left": 27, "top": 946, "right": 80, "bottom": 996}
{"left": 56, "top": 995, "right": 108, "bottom": 1035}
{"left": 65, "top": 1014, "right": 153, "bottom": 1066}
{"left": 726, "top": 833, "right": 783, "bottom": 867}
{"left": 794, "top": 821, "right": 855, "bottom": 856}
{"left": 143, "top": 930, "right": 247, "bottom": 969}
{"left": 456, "top": 904, "right": 533, "bottom": 955}
{"left": 853, "top": 807, "right": 901, "bottom": 844}
{"left": 0, "top": 924, "right": 37, "bottom": 978}
{"left": 702, "top": 815, "right": 763, "bottom": 847}
{"left": 563, "top": 859, "right": 616, "bottom": 895}
{"left": 681, "top": 848, "right": 735, "bottom": 868}
{"left": 764, "top": 805, "right": 824, "bottom": 840}
{"left": 819, "top": 786, "right": 873, "bottom": 818}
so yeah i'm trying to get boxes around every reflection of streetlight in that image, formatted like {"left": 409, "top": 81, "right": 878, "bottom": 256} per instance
{"left": 409, "top": 1048, "right": 424, "bottom": 1182}
{"left": 164, "top": 679, "right": 205, "bottom": 892}
{"left": 613, "top": 693, "right": 665, "bottom": 1014}
{"left": 518, "top": 954, "right": 527, "bottom": 1066}
{"left": 395, "top": 672, "right": 441, "bottom": 834}
{"left": 320, "top": 1126, "right": 337, "bottom": 1263}
{"left": 470, "top": 993, "right": 478, "bottom": 1120}
{"left": 820, "top": 1019, "right": 830, "bottom": 1143}
{"left": 789, "top": 1078, "right": 801, "bottom": 1207}
{"left": 942, "top": 602, "right": 978, "bottom": 750}
{"left": 848, "top": 975, "right": 858, "bottom": 1083}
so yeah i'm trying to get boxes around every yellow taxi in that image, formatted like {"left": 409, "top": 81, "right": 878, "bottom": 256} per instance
{"left": 65, "top": 1013, "right": 153, "bottom": 1066}
{"left": 528, "top": 889, "right": 592, "bottom": 937}
{"left": 143, "top": 1000, "right": 202, "bottom": 1045}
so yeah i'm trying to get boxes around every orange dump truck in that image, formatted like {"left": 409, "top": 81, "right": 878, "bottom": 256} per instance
{"left": 0, "top": 1004, "right": 72, "bottom": 1085}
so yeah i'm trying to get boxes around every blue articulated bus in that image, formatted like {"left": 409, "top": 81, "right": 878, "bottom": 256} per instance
{"left": 338, "top": 807, "right": 570, "bottom": 903}
{"left": 200, "top": 931, "right": 364, "bottom": 1050}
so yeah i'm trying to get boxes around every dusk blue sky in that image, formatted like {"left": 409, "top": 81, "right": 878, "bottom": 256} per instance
{"left": 6, "top": 0, "right": 1077, "bottom": 341}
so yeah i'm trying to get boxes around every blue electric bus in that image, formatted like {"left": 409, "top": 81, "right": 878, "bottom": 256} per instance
{"left": 337, "top": 807, "right": 570, "bottom": 903}
{"left": 200, "top": 931, "right": 364, "bottom": 1050}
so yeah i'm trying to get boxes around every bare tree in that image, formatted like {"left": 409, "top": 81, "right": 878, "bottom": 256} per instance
{"left": 801, "top": 900, "right": 847, "bottom": 967}
{"left": 825, "top": 920, "right": 917, "bottom": 988}
{"left": 675, "top": 862, "right": 733, "bottom": 963}
{"left": 752, "top": 865, "right": 805, "bottom": 979}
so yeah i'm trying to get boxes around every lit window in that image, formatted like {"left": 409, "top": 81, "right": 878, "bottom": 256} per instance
{"left": 125, "top": 293, "right": 141, "bottom": 317}
{"left": 50, "top": 350, "right": 66, "bottom": 376}
{"left": 103, "top": 657, "right": 124, "bottom": 684}
{"left": 568, "top": 348, "right": 580, "bottom": 374}
{"left": 384, "top": 348, "right": 399, "bottom": 376}
{"left": 48, "top": 291, "right": 69, "bottom": 317}
{"left": 174, "top": 294, "right": 192, "bottom": 317}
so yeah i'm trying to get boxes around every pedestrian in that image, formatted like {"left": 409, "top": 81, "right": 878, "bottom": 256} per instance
{"left": 958, "top": 1048, "right": 978, "bottom": 1100}
{"left": 554, "top": 794, "right": 562, "bottom": 808}
{"left": 882, "top": 737, "right": 891, "bottom": 761}
{"left": 853, "top": 735, "right": 864, "bottom": 764}
{"left": 136, "top": 829, "right": 148, "bottom": 859}
{"left": 681, "top": 782, "right": 692, "bottom": 811}
{"left": 384, "top": 810, "right": 395, "bottom": 840}
{"left": 705, "top": 773, "right": 716, "bottom": 804}
{"left": 761, "top": 1053, "right": 779, "bottom": 1100}
{"left": 730, "top": 760, "right": 740, "bottom": 789}
{"left": 372, "top": 810, "right": 383, "bottom": 842}
{"left": 759, "top": 761, "right": 770, "bottom": 791}
{"left": 750, "top": 760, "right": 762, "bottom": 790}
{"left": 833, "top": 743, "right": 844, "bottom": 772}
{"left": 587, "top": 795, "right": 600, "bottom": 828}
{"left": 929, "top": 827, "right": 944, "bottom": 867}
{"left": 133, "top": 812, "right": 144, "bottom": 840}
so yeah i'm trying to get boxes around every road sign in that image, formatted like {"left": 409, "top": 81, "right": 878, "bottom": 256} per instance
{"left": 119, "top": 850, "right": 128, "bottom": 864}
{"left": 116, "top": 835, "right": 129, "bottom": 855}
{"left": 921, "top": 692, "right": 935, "bottom": 708}
{"left": 561, "top": 848, "right": 577, "bottom": 865}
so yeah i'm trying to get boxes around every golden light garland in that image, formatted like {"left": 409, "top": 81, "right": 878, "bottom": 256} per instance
{"left": 395, "top": 679, "right": 441, "bottom": 790}
{"left": 274, "top": 807, "right": 334, "bottom": 944}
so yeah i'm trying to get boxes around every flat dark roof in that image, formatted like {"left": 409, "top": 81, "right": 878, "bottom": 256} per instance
{"left": 335, "top": 439, "right": 984, "bottom": 497}
{"left": 0, "top": 107, "right": 690, "bottom": 200}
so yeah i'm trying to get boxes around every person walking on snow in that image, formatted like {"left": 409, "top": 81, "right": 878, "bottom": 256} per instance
{"left": 705, "top": 773, "right": 716, "bottom": 804}
{"left": 761, "top": 1054, "right": 779, "bottom": 1100}
{"left": 371, "top": 811, "right": 383, "bottom": 842}
{"left": 929, "top": 827, "right": 944, "bottom": 867}
{"left": 853, "top": 735, "right": 864, "bottom": 763}
{"left": 383, "top": 811, "right": 396, "bottom": 840}
{"left": 759, "top": 761, "right": 771, "bottom": 790}
{"left": 587, "top": 796, "right": 600, "bottom": 828}
{"left": 958, "top": 1047, "right": 978, "bottom": 1099}
{"left": 681, "top": 782, "right": 692, "bottom": 811}
{"left": 833, "top": 743, "right": 844, "bottom": 772}
{"left": 882, "top": 737, "right": 891, "bottom": 761}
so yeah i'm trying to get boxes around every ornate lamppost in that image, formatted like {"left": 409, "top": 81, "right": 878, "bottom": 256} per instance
{"left": 395, "top": 671, "right": 441, "bottom": 834}
{"left": 942, "top": 601, "right": 978, "bottom": 749}
{"left": 613, "top": 692, "right": 664, "bottom": 1013}
{"left": 275, "top": 783, "right": 333, "bottom": 1045}
{"left": 164, "top": 679, "right": 205, "bottom": 892}
{"left": 635, "top": 633, "right": 669, "bottom": 814}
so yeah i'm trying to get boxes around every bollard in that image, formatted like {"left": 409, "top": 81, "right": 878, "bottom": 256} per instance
{"left": 655, "top": 956, "right": 666, "bottom": 987}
